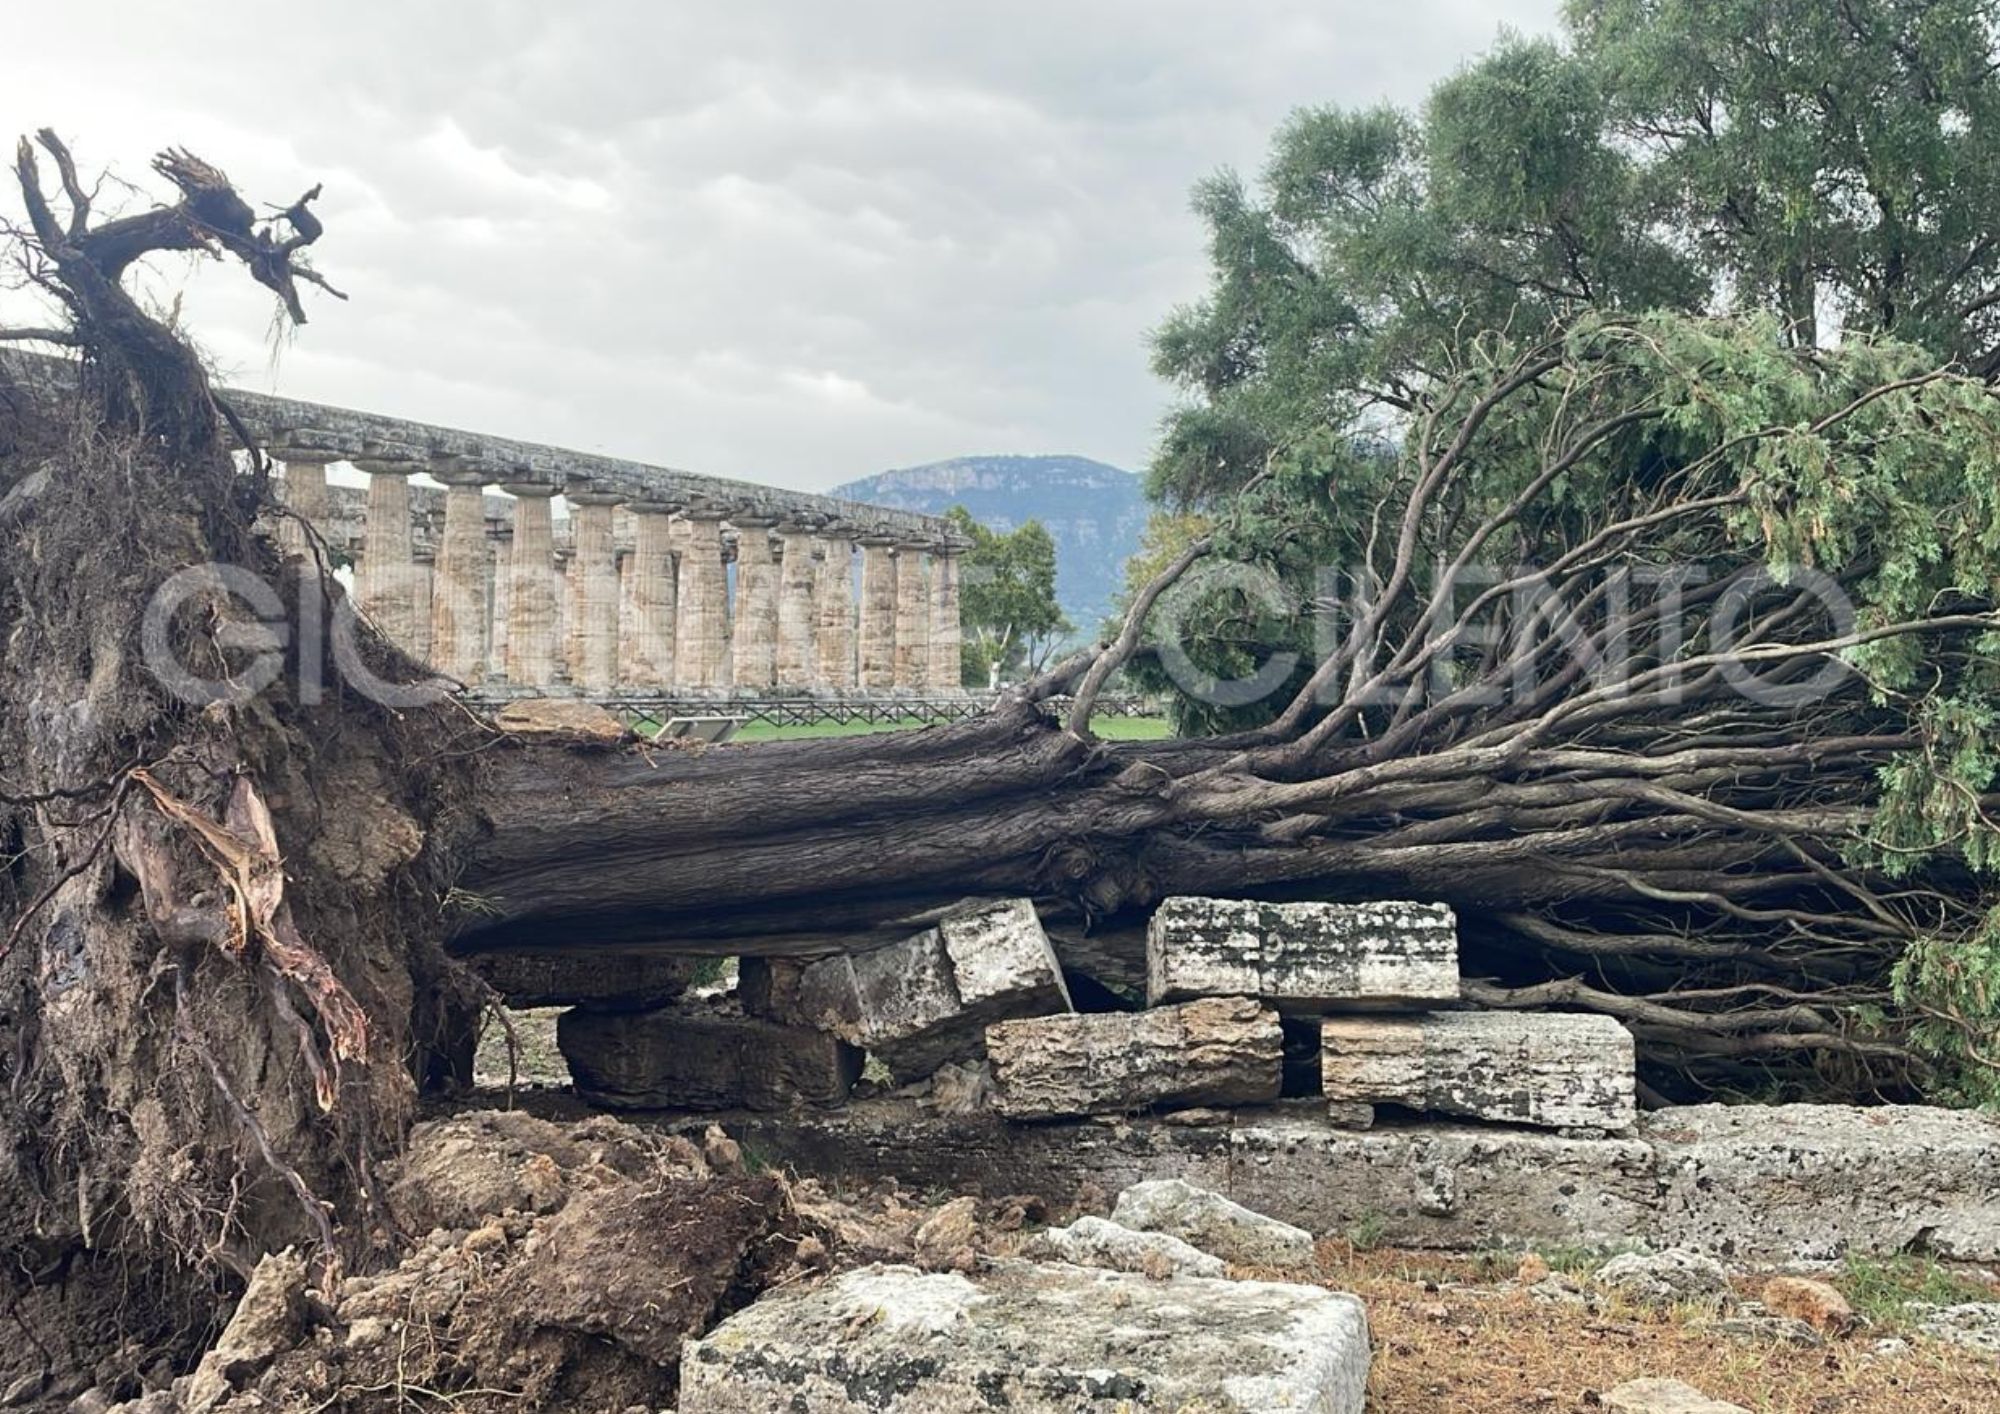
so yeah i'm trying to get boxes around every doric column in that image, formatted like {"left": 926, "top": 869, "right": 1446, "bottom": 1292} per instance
{"left": 569, "top": 490, "right": 621, "bottom": 693}
{"left": 503, "top": 485, "right": 559, "bottom": 687}
{"left": 429, "top": 465, "right": 490, "bottom": 684}
{"left": 488, "top": 524, "right": 512, "bottom": 683}
{"left": 775, "top": 521, "right": 819, "bottom": 689}
{"left": 553, "top": 546, "right": 575, "bottom": 681}
{"left": 858, "top": 534, "right": 899, "bottom": 691}
{"left": 276, "top": 453, "right": 332, "bottom": 559}
{"left": 408, "top": 549, "right": 435, "bottom": 663}
{"left": 928, "top": 541, "right": 964, "bottom": 691}
{"left": 730, "top": 517, "right": 780, "bottom": 690}
{"left": 893, "top": 540, "right": 930, "bottom": 690}
{"left": 625, "top": 502, "right": 678, "bottom": 689}
{"left": 815, "top": 531, "right": 857, "bottom": 692}
{"left": 355, "top": 460, "right": 421, "bottom": 654}
{"left": 678, "top": 509, "right": 730, "bottom": 691}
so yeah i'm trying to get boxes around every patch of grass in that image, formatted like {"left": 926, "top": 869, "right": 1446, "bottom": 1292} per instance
{"left": 1346, "top": 1212, "right": 1388, "bottom": 1252}
{"left": 730, "top": 717, "right": 934, "bottom": 741}
{"left": 1534, "top": 1239, "right": 1644, "bottom": 1277}
{"left": 1085, "top": 715, "right": 1174, "bottom": 740}
{"left": 1839, "top": 1254, "right": 2000, "bottom": 1330}
{"left": 727, "top": 714, "right": 1176, "bottom": 743}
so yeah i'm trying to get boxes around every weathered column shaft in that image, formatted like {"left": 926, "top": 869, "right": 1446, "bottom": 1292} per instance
{"left": 554, "top": 548, "right": 575, "bottom": 678}
{"left": 679, "top": 513, "right": 730, "bottom": 691}
{"left": 356, "top": 464, "right": 422, "bottom": 655}
{"left": 626, "top": 506, "right": 677, "bottom": 689}
{"left": 570, "top": 493, "right": 621, "bottom": 692}
{"left": 667, "top": 515, "right": 694, "bottom": 688}
{"left": 408, "top": 552, "right": 435, "bottom": 662}
{"left": 893, "top": 543, "right": 929, "bottom": 690}
{"left": 430, "top": 470, "right": 491, "bottom": 684}
{"left": 775, "top": 525, "right": 819, "bottom": 689}
{"left": 858, "top": 538, "right": 899, "bottom": 691}
{"left": 731, "top": 521, "right": 780, "bottom": 690}
{"left": 277, "top": 457, "right": 330, "bottom": 559}
{"left": 815, "top": 535, "right": 857, "bottom": 691}
{"left": 928, "top": 547, "right": 963, "bottom": 690}
{"left": 488, "top": 529, "right": 512, "bottom": 682}
{"left": 504, "top": 487, "right": 559, "bottom": 687}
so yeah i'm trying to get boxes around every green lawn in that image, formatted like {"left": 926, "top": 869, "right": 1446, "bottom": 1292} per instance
{"left": 730, "top": 713, "right": 1174, "bottom": 742}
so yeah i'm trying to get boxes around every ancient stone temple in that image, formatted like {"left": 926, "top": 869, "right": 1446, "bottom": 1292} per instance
{"left": 229, "top": 380, "right": 970, "bottom": 697}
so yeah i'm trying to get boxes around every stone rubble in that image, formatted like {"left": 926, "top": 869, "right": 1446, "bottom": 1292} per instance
{"left": 1110, "top": 1177, "right": 1318, "bottom": 1270}
{"left": 1030, "top": 1215, "right": 1226, "bottom": 1278}
{"left": 1602, "top": 1377, "right": 1751, "bottom": 1414}
{"left": 1912, "top": 1301, "right": 2000, "bottom": 1357}
{"left": 1593, "top": 1248, "right": 1732, "bottom": 1308}
{"left": 677, "top": 1260, "right": 1372, "bottom": 1413}
{"left": 1758, "top": 1275, "right": 1856, "bottom": 1334}
{"left": 1145, "top": 896, "right": 1459, "bottom": 1010}
{"left": 694, "top": 1098, "right": 2000, "bottom": 1263}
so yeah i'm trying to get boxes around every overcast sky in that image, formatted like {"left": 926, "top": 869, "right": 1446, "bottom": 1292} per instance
{"left": 1, "top": 1, "right": 1560, "bottom": 492}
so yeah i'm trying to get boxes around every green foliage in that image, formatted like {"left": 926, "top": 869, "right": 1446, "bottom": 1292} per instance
{"left": 947, "top": 505, "right": 1071, "bottom": 686}
{"left": 1154, "top": 0, "right": 2000, "bottom": 509}
{"left": 1839, "top": 1253, "right": 2000, "bottom": 1330}
{"left": 1345, "top": 1212, "right": 1388, "bottom": 1252}
{"left": 1893, "top": 911, "right": 2000, "bottom": 1106}
{"left": 1572, "top": 0, "right": 2000, "bottom": 359}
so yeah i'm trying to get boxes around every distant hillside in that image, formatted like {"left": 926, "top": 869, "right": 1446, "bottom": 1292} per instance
{"left": 833, "top": 455, "right": 1148, "bottom": 632}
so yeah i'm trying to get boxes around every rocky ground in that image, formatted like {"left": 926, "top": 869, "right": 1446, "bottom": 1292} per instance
{"left": 439, "top": 1009, "right": 2000, "bottom": 1412}
{"left": 41, "top": 1094, "right": 1990, "bottom": 1413}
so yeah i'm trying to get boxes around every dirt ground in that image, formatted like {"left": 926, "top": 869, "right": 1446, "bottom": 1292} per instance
{"left": 1302, "top": 1244, "right": 2000, "bottom": 1413}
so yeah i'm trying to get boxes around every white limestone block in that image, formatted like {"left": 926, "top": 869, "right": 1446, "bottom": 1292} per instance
{"left": 1031, "top": 1215, "right": 1225, "bottom": 1278}
{"left": 986, "top": 997, "right": 1282, "bottom": 1120}
{"left": 1321, "top": 1010, "right": 1636, "bottom": 1131}
{"left": 1111, "top": 1177, "right": 1317, "bottom": 1269}
{"left": 1147, "top": 896, "right": 1459, "bottom": 1011}
{"left": 678, "top": 1259, "right": 1370, "bottom": 1412}
{"left": 773, "top": 899, "right": 1072, "bottom": 1082}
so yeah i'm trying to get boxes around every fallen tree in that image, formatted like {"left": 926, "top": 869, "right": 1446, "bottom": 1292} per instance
{"left": 458, "top": 316, "right": 2000, "bottom": 1107}
{"left": 2, "top": 130, "right": 1998, "bottom": 1388}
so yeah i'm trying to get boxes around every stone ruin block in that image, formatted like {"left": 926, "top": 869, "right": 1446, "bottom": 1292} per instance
{"left": 679, "top": 1259, "right": 1370, "bottom": 1413}
{"left": 1321, "top": 1010, "right": 1636, "bottom": 1131}
{"left": 1146, "top": 896, "right": 1459, "bottom": 1012}
{"left": 470, "top": 947, "right": 705, "bottom": 1012}
{"left": 559, "top": 997, "right": 861, "bottom": 1113}
{"left": 744, "top": 899, "right": 1072, "bottom": 1083}
{"left": 985, "top": 997, "right": 1282, "bottom": 1120}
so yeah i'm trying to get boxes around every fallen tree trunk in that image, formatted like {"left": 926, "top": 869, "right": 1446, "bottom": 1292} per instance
{"left": 452, "top": 320, "right": 2000, "bottom": 1106}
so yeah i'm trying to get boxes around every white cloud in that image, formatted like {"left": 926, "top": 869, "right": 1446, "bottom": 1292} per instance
{"left": 0, "top": 0, "right": 1561, "bottom": 489}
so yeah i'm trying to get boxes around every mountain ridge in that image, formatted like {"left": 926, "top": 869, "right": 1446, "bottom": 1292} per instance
{"left": 832, "top": 454, "right": 1148, "bottom": 632}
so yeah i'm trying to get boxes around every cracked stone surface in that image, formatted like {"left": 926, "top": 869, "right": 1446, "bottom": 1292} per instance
{"left": 1111, "top": 1178, "right": 1316, "bottom": 1270}
{"left": 1321, "top": 1010, "right": 1637, "bottom": 1132}
{"left": 1029, "top": 1216, "right": 1225, "bottom": 1278}
{"left": 986, "top": 998, "right": 1282, "bottom": 1120}
{"left": 1146, "top": 896, "right": 1459, "bottom": 1011}
{"left": 678, "top": 1259, "right": 1370, "bottom": 1412}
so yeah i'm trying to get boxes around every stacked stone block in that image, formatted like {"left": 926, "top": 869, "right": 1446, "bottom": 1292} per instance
{"left": 1131, "top": 895, "right": 1638, "bottom": 1133}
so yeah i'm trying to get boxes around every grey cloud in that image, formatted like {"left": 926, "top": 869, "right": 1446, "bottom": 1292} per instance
{"left": 1, "top": 0, "right": 1560, "bottom": 489}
